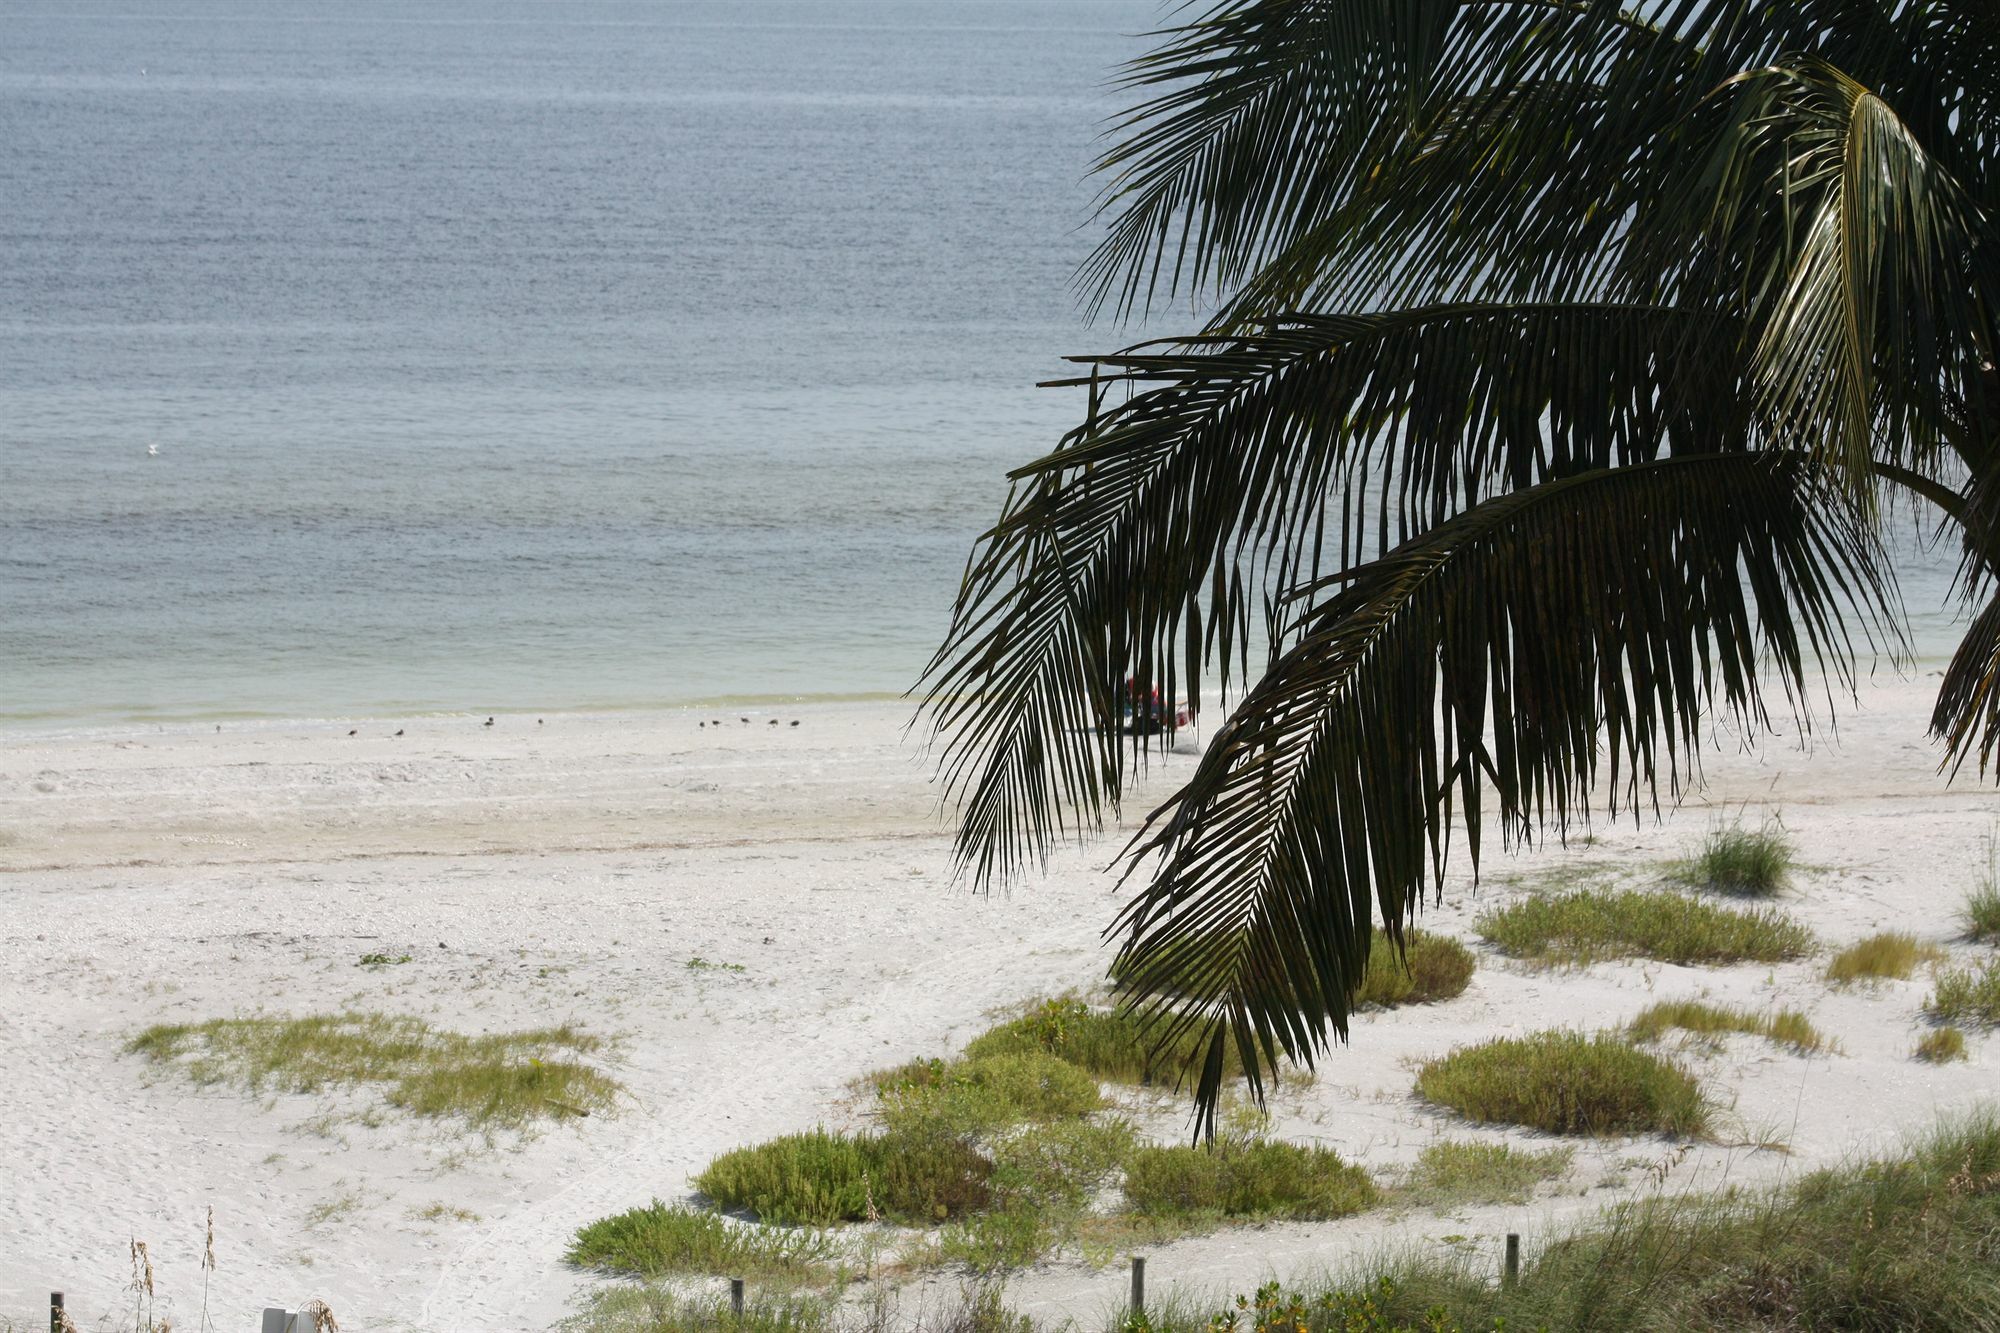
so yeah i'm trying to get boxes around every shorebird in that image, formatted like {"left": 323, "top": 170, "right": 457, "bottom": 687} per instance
{"left": 739, "top": 716, "right": 750, "bottom": 724}
{"left": 790, "top": 720, "right": 800, "bottom": 727}
{"left": 147, "top": 443, "right": 159, "bottom": 457}
{"left": 347, "top": 728, "right": 357, "bottom": 736}
{"left": 393, "top": 728, "right": 404, "bottom": 737}
{"left": 768, "top": 719, "right": 778, "bottom": 726}
{"left": 484, "top": 717, "right": 494, "bottom": 727}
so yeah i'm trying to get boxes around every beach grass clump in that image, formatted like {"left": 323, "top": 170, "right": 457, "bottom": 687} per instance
{"left": 557, "top": 1282, "right": 1031, "bottom": 1333}
{"left": 1476, "top": 888, "right": 1814, "bottom": 967}
{"left": 1399, "top": 1140, "right": 1575, "bottom": 1209}
{"left": 1290, "top": 1112, "right": 2000, "bottom": 1333}
{"left": 1677, "top": 818, "right": 1794, "bottom": 896}
{"left": 693, "top": 1127, "right": 990, "bottom": 1227}
{"left": 1626, "top": 999, "right": 1831, "bottom": 1055}
{"left": 125, "top": 1012, "right": 616, "bottom": 1129}
{"left": 1965, "top": 844, "right": 2000, "bottom": 943}
{"left": 1110, "top": 928, "right": 1475, "bottom": 1010}
{"left": 873, "top": 1052, "right": 1100, "bottom": 1137}
{"left": 1414, "top": 1031, "right": 1708, "bottom": 1137}
{"left": 933, "top": 1117, "right": 1139, "bottom": 1272}
{"left": 1353, "top": 929, "right": 1477, "bottom": 1007}
{"left": 565, "top": 1202, "right": 834, "bottom": 1281}
{"left": 962, "top": 997, "right": 1230, "bottom": 1086}
{"left": 558, "top": 1284, "right": 839, "bottom": 1333}
{"left": 1825, "top": 931, "right": 1948, "bottom": 984}
{"left": 1924, "top": 959, "right": 2000, "bottom": 1028}
{"left": 1121, "top": 1134, "right": 1378, "bottom": 1222}
{"left": 1916, "top": 1027, "right": 1969, "bottom": 1064}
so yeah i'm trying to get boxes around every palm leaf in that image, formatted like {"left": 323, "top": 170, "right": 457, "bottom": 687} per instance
{"left": 1108, "top": 453, "right": 1890, "bottom": 1131}
{"left": 918, "top": 301, "right": 1753, "bottom": 888}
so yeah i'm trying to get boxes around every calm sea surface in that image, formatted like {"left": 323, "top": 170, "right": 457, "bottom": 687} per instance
{"left": 0, "top": 0, "right": 1969, "bottom": 728}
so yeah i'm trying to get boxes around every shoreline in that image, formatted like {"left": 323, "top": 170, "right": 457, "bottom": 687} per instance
{"left": 2, "top": 676, "right": 1995, "bottom": 1328}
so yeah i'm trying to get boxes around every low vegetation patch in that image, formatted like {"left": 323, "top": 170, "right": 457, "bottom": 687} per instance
{"left": 1924, "top": 959, "right": 2000, "bottom": 1028}
{"left": 1675, "top": 817, "right": 1793, "bottom": 896}
{"left": 963, "top": 997, "right": 1230, "bottom": 1087}
{"left": 1110, "top": 928, "right": 1475, "bottom": 1010}
{"left": 1916, "top": 1027, "right": 1969, "bottom": 1064}
{"left": 1965, "top": 852, "right": 2000, "bottom": 943}
{"left": 125, "top": 1012, "right": 616, "bottom": 1129}
{"left": 694, "top": 1127, "right": 991, "bottom": 1226}
{"left": 873, "top": 1052, "right": 1100, "bottom": 1137}
{"left": 1626, "top": 999, "right": 1831, "bottom": 1055}
{"left": 1354, "top": 930, "right": 1477, "bottom": 1007}
{"left": 1399, "top": 1140, "right": 1574, "bottom": 1209}
{"left": 1224, "top": 1113, "right": 2000, "bottom": 1333}
{"left": 1121, "top": 1134, "right": 1378, "bottom": 1222}
{"left": 1825, "top": 931, "right": 1948, "bottom": 984}
{"left": 1415, "top": 1031, "right": 1708, "bottom": 1137}
{"left": 566, "top": 1202, "right": 834, "bottom": 1281}
{"left": 1477, "top": 888, "right": 1814, "bottom": 967}
{"left": 558, "top": 1283, "right": 1030, "bottom": 1333}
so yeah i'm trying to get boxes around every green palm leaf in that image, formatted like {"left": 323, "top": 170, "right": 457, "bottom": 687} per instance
{"left": 1110, "top": 453, "right": 1889, "bottom": 1129}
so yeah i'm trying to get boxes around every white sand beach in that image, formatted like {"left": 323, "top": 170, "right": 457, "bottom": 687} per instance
{"left": 1, "top": 677, "right": 1994, "bottom": 1330}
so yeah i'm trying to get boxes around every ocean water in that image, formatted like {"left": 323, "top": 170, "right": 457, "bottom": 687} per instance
{"left": 0, "top": 0, "right": 1970, "bottom": 729}
{"left": 0, "top": 0, "right": 1161, "bottom": 725}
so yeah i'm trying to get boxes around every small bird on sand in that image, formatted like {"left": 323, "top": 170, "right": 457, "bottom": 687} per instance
{"left": 347, "top": 728, "right": 357, "bottom": 736}
{"left": 537, "top": 718, "right": 544, "bottom": 725}
{"left": 484, "top": 716, "right": 494, "bottom": 727}
{"left": 790, "top": 720, "right": 800, "bottom": 727}
{"left": 768, "top": 718, "right": 778, "bottom": 726}
{"left": 393, "top": 728, "right": 405, "bottom": 737}
{"left": 740, "top": 716, "right": 750, "bottom": 724}
{"left": 699, "top": 721, "right": 706, "bottom": 729}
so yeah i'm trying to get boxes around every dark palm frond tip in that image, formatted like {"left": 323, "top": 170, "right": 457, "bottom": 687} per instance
{"left": 1109, "top": 454, "right": 1890, "bottom": 1133}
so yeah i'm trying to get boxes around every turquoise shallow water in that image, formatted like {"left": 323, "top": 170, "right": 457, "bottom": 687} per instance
{"left": 0, "top": 0, "right": 1972, "bottom": 728}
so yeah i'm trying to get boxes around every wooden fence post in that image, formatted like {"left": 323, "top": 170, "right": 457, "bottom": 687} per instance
{"left": 730, "top": 1277, "right": 745, "bottom": 1318}
{"left": 48, "top": 1292, "right": 61, "bottom": 1333}
{"left": 1130, "top": 1255, "right": 1146, "bottom": 1317}
{"left": 1503, "top": 1233, "right": 1521, "bottom": 1288}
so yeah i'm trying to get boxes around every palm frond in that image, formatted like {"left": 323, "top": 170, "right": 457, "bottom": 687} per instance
{"left": 1645, "top": 56, "right": 1999, "bottom": 487}
{"left": 1109, "top": 453, "right": 1890, "bottom": 1132}
{"left": 917, "top": 301, "right": 1750, "bottom": 888}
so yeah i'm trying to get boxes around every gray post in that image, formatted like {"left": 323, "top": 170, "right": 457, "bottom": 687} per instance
{"left": 1130, "top": 1255, "right": 1146, "bottom": 1316}
{"left": 1503, "top": 1233, "right": 1521, "bottom": 1288}
{"left": 49, "top": 1292, "right": 61, "bottom": 1333}
{"left": 730, "top": 1278, "right": 745, "bottom": 1318}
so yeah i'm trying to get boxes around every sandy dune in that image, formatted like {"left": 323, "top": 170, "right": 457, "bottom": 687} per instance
{"left": 1, "top": 680, "right": 1994, "bottom": 1329}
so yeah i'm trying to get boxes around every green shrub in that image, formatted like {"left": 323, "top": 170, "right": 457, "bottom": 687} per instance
{"left": 1915, "top": 1027, "right": 1969, "bottom": 1064}
{"left": 1111, "top": 928, "right": 1475, "bottom": 1010}
{"left": 1825, "top": 931, "right": 1947, "bottom": 984}
{"left": 1476, "top": 889, "right": 1814, "bottom": 967}
{"left": 693, "top": 1127, "right": 991, "bottom": 1226}
{"left": 565, "top": 1202, "right": 833, "bottom": 1280}
{"left": 963, "top": 998, "right": 1231, "bottom": 1087}
{"left": 1924, "top": 959, "right": 2000, "bottom": 1027}
{"left": 986, "top": 1117, "right": 1137, "bottom": 1211}
{"left": 1400, "top": 1140, "right": 1574, "bottom": 1209}
{"left": 125, "top": 1013, "right": 616, "bottom": 1129}
{"left": 1414, "top": 1031, "right": 1708, "bottom": 1137}
{"left": 1353, "top": 930, "right": 1477, "bottom": 1007}
{"left": 1679, "top": 818, "right": 1793, "bottom": 895}
{"left": 1626, "top": 999, "right": 1831, "bottom": 1055}
{"left": 875, "top": 1052, "right": 1100, "bottom": 1137}
{"left": 1122, "top": 1135, "right": 1378, "bottom": 1221}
